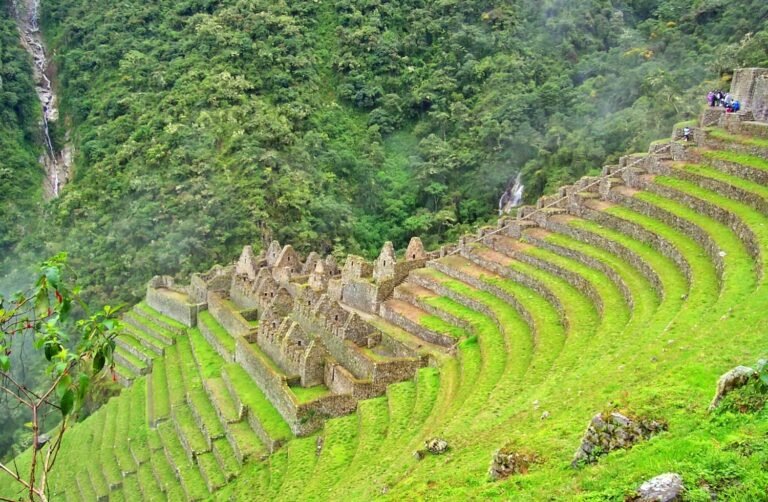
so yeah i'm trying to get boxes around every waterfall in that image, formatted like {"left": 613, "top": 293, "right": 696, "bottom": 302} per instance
{"left": 13, "top": 0, "right": 71, "bottom": 198}
{"left": 498, "top": 172, "right": 525, "bottom": 215}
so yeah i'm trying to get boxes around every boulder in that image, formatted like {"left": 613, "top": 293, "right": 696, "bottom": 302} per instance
{"left": 488, "top": 448, "right": 537, "bottom": 480}
{"left": 636, "top": 473, "right": 684, "bottom": 501}
{"left": 572, "top": 412, "right": 667, "bottom": 467}
{"left": 425, "top": 437, "right": 449, "bottom": 455}
{"left": 708, "top": 365, "right": 756, "bottom": 411}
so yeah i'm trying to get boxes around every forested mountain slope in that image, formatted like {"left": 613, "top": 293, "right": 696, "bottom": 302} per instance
{"left": 8, "top": 0, "right": 768, "bottom": 306}
{"left": 0, "top": 5, "right": 41, "bottom": 270}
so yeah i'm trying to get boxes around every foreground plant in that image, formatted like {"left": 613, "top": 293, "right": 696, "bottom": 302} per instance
{"left": 0, "top": 253, "right": 122, "bottom": 501}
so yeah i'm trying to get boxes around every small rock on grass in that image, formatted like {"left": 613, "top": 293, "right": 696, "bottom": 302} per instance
{"left": 636, "top": 473, "right": 684, "bottom": 501}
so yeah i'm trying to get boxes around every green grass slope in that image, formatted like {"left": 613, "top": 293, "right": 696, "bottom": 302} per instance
{"left": 2, "top": 126, "right": 768, "bottom": 501}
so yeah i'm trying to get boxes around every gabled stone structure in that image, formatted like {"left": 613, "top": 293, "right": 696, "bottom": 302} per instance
{"left": 146, "top": 236, "right": 430, "bottom": 436}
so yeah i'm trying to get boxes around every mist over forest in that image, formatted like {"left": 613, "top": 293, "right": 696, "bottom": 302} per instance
{"left": 1, "top": 0, "right": 766, "bottom": 308}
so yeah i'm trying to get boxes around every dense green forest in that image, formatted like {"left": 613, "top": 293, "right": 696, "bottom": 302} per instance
{"left": 0, "top": 7, "right": 48, "bottom": 457}
{"left": 0, "top": 4, "right": 41, "bottom": 272}
{"left": 3, "top": 0, "right": 768, "bottom": 307}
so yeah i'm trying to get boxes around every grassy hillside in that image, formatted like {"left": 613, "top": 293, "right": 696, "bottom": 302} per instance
{"left": 3, "top": 119, "right": 768, "bottom": 500}
{"left": 2, "top": 0, "right": 761, "bottom": 306}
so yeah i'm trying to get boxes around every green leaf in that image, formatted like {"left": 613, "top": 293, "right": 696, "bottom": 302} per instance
{"left": 57, "top": 374, "right": 72, "bottom": 398}
{"left": 60, "top": 389, "right": 75, "bottom": 416}
{"left": 44, "top": 343, "right": 61, "bottom": 362}
{"left": 0, "top": 354, "right": 9, "bottom": 372}
{"left": 60, "top": 298, "right": 72, "bottom": 322}
{"left": 93, "top": 352, "right": 106, "bottom": 374}
{"left": 43, "top": 266, "right": 61, "bottom": 289}
{"left": 77, "top": 374, "right": 90, "bottom": 401}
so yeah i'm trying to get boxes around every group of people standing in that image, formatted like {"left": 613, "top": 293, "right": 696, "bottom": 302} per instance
{"left": 707, "top": 90, "right": 741, "bottom": 112}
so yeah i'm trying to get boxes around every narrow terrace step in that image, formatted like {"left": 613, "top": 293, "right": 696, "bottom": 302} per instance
{"left": 196, "top": 452, "right": 228, "bottom": 493}
{"left": 172, "top": 404, "right": 211, "bottom": 462}
{"left": 670, "top": 163, "right": 768, "bottom": 215}
{"left": 157, "top": 421, "right": 209, "bottom": 501}
{"left": 380, "top": 299, "right": 459, "bottom": 348}
{"left": 300, "top": 414, "right": 359, "bottom": 498}
{"left": 88, "top": 462, "right": 109, "bottom": 501}
{"left": 123, "top": 311, "right": 175, "bottom": 347}
{"left": 123, "top": 325, "right": 165, "bottom": 356}
{"left": 115, "top": 333, "right": 156, "bottom": 364}
{"left": 211, "top": 437, "right": 240, "bottom": 482}
{"left": 127, "top": 383, "right": 151, "bottom": 467}
{"left": 135, "top": 464, "right": 164, "bottom": 502}
{"left": 187, "top": 387, "right": 227, "bottom": 445}
{"left": 224, "top": 420, "right": 268, "bottom": 465}
{"left": 198, "top": 310, "right": 236, "bottom": 361}
{"left": 148, "top": 432, "right": 185, "bottom": 498}
{"left": 704, "top": 128, "right": 768, "bottom": 160}
{"left": 113, "top": 363, "right": 136, "bottom": 387}
{"left": 98, "top": 401, "right": 123, "bottom": 491}
{"left": 204, "top": 377, "right": 242, "bottom": 424}
{"left": 695, "top": 149, "right": 768, "bottom": 185}
{"left": 134, "top": 301, "right": 188, "bottom": 335}
{"left": 114, "top": 389, "right": 139, "bottom": 476}
{"left": 114, "top": 346, "right": 150, "bottom": 376}
{"left": 165, "top": 345, "right": 187, "bottom": 408}
{"left": 222, "top": 364, "right": 293, "bottom": 451}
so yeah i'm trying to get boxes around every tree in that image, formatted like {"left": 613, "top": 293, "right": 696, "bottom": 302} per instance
{"left": 0, "top": 253, "right": 122, "bottom": 501}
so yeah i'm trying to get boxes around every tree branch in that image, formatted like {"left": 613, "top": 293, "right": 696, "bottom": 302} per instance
{"left": 0, "top": 461, "right": 31, "bottom": 490}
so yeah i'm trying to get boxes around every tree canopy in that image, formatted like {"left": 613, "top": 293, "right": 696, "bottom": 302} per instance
{"left": 2, "top": 0, "right": 768, "bottom": 306}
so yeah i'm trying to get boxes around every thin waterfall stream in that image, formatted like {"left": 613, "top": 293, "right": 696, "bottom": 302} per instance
{"left": 498, "top": 172, "right": 525, "bottom": 215}
{"left": 12, "top": 0, "right": 71, "bottom": 198}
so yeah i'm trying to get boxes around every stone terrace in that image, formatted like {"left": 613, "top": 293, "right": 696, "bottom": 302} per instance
{"left": 7, "top": 68, "right": 768, "bottom": 501}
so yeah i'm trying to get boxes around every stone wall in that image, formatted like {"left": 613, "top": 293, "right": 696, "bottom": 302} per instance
{"left": 458, "top": 247, "right": 568, "bottom": 327}
{"left": 208, "top": 292, "right": 257, "bottom": 340}
{"left": 543, "top": 217, "right": 664, "bottom": 303}
{"left": 146, "top": 276, "right": 201, "bottom": 327}
{"left": 645, "top": 182, "right": 761, "bottom": 277}
{"left": 379, "top": 301, "right": 456, "bottom": 348}
{"left": 522, "top": 230, "right": 636, "bottom": 309}
{"left": 580, "top": 207, "right": 693, "bottom": 286}
{"left": 605, "top": 191, "right": 726, "bottom": 287}
{"left": 730, "top": 68, "right": 768, "bottom": 121}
